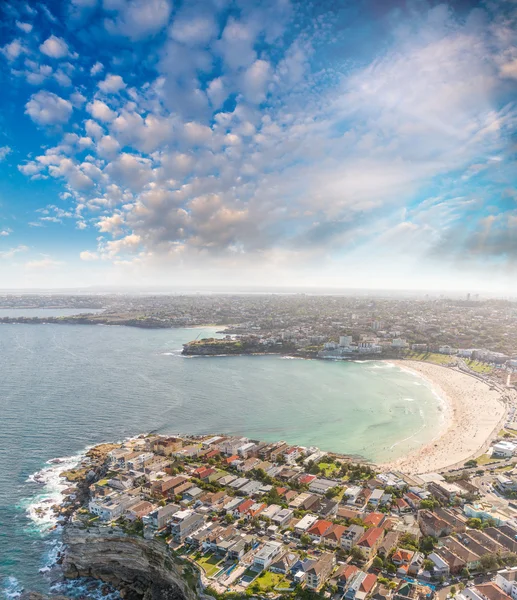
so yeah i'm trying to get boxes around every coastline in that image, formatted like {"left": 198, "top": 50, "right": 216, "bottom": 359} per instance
{"left": 380, "top": 360, "right": 509, "bottom": 475}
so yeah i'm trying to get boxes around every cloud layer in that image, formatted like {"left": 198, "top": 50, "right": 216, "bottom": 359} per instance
{"left": 1, "top": 0, "right": 517, "bottom": 289}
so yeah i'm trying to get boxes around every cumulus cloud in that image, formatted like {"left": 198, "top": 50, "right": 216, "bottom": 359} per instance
{"left": 25, "top": 258, "right": 62, "bottom": 269}
{"left": 0, "top": 146, "right": 12, "bottom": 161}
{"left": 104, "top": 0, "right": 172, "bottom": 40}
{"left": 98, "top": 74, "right": 126, "bottom": 93}
{"left": 90, "top": 61, "right": 104, "bottom": 75}
{"left": 1, "top": 39, "right": 26, "bottom": 61}
{"left": 39, "top": 35, "right": 69, "bottom": 59}
{"left": 80, "top": 250, "right": 99, "bottom": 260}
{"left": 0, "top": 245, "right": 29, "bottom": 259}
{"left": 86, "top": 99, "right": 117, "bottom": 122}
{"left": 25, "top": 91, "right": 73, "bottom": 126}
{"left": 16, "top": 21, "right": 33, "bottom": 33}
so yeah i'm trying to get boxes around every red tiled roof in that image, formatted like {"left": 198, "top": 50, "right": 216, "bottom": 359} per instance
{"left": 358, "top": 527, "right": 384, "bottom": 548}
{"left": 308, "top": 519, "right": 333, "bottom": 537}
{"left": 323, "top": 524, "right": 346, "bottom": 541}
{"left": 299, "top": 474, "right": 317, "bottom": 484}
{"left": 237, "top": 499, "right": 255, "bottom": 513}
{"left": 360, "top": 574, "right": 378, "bottom": 593}
{"left": 364, "top": 512, "right": 384, "bottom": 527}
{"left": 338, "top": 565, "right": 359, "bottom": 581}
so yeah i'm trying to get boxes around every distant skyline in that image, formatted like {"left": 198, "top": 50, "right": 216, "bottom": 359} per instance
{"left": 1, "top": 0, "right": 517, "bottom": 292}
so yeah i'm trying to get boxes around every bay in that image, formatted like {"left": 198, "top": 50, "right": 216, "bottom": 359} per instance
{"left": 0, "top": 319, "right": 443, "bottom": 596}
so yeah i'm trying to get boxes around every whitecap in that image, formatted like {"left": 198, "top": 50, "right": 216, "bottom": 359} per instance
{"left": 1, "top": 576, "right": 23, "bottom": 600}
{"left": 24, "top": 451, "right": 85, "bottom": 532}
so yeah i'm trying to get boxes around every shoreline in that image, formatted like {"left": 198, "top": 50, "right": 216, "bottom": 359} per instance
{"left": 380, "top": 360, "right": 509, "bottom": 475}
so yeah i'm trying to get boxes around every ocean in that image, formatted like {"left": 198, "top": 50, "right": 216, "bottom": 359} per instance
{"left": 0, "top": 315, "right": 444, "bottom": 597}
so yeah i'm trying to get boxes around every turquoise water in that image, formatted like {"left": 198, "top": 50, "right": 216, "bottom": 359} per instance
{"left": 0, "top": 321, "right": 444, "bottom": 596}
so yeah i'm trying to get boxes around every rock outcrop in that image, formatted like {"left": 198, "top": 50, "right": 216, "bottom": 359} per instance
{"left": 62, "top": 524, "right": 202, "bottom": 600}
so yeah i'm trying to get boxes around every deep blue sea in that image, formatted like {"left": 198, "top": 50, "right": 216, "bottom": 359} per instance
{"left": 0, "top": 312, "right": 444, "bottom": 597}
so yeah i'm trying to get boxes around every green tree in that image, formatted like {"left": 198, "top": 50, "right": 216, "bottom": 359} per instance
{"left": 467, "top": 518, "right": 483, "bottom": 530}
{"left": 350, "top": 546, "right": 366, "bottom": 564}
{"left": 372, "top": 556, "right": 384, "bottom": 569}
{"left": 300, "top": 533, "right": 311, "bottom": 546}
{"left": 480, "top": 553, "right": 499, "bottom": 572}
{"left": 450, "top": 586, "right": 457, "bottom": 597}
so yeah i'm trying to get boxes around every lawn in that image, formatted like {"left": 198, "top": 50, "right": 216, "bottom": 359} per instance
{"left": 253, "top": 571, "right": 289, "bottom": 592}
{"left": 195, "top": 553, "right": 224, "bottom": 577}
{"left": 405, "top": 351, "right": 455, "bottom": 366}
{"left": 475, "top": 453, "right": 504, "bottom": 466}
{"left": 466, "top": 360, "right": 493, "bottom": 374}
{"left": 318, "top": 462, "right": 339, "bottom": 477}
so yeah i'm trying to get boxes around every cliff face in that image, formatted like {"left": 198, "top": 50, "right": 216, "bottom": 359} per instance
{"left": 62, "top": 524, "right": 202, "bottom": 600}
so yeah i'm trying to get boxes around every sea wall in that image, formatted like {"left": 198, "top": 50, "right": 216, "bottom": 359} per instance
{"left": 62, "top": 523, "right": 202, "bottom": 600}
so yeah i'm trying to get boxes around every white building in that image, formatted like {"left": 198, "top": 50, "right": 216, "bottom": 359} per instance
{"left": 339, "top": 336, "right": 353, "bottom": 347}
{"left": 252, "top": 541, "right": 283, "bottom": 571}
{"left": 496, "top": 568, "right": 517, "bottom": 600}
{"left": 392, "top": 338, "right": 408, "bottom": 348}
{"left": 493, "top": 441, "right": 517, "bottom": 458}
{"left": 294, "top": 514, "right": 318, "bottom": 534}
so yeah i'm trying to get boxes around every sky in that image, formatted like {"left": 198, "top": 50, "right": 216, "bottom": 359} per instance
{"left": 0, "top": 0, "right": 517, "bottom": 292}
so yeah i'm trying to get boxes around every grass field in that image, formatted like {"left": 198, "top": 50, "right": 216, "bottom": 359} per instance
{"left": 318, "top": 462, "right": 339, "bottom": 477}
{"left": 465, "top": 360, "right": 494, "bottom": 374}
{"left": 195, "top": 553, "right": 224, "bottom": 577}
{"left": 475, "top": 453, "right": 504, "bottom": 466}
{"left": 405, "top": 351, "right": 455, "bottom": 366}
{"left": 253, "top": 571, "right": 289, "bottom": 592}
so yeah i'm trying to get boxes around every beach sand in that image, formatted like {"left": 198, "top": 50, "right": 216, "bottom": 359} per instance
{"left": 380, "top": 360, "right": 509, "bottom": 475}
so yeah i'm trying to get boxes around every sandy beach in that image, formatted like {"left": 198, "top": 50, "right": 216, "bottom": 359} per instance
{"left": 380, "top": 360, "right": 509, "bottom": 475}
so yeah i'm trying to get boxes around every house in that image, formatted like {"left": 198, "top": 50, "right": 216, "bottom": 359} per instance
{"left": 183, "top": 486, "right": 203, "bottom": 502}
{"left": 337, "top": 565, "right": 360, "bottom": 593}
{"left": 344, "top": 571, "right": 378, "bottom": 600}
{"left": 270, "top": 552, "right": 298, "bottom": 574}
{"left": 392, "top": 549, "right": 415, "bottom": 567}
{"left": 143, "top": 503, "right": 180, "bottom": 531}
{"left": 234, "top": 498, "right": 255, "bottom": 517}
{"left": 272, "top": 508, "right": 293, "bottom": 526}
{"left": 309, "top": 478, "right": 337, "bottom": 495}
{"left": 356, "top": 527, "right": 384, "bottom": 558}
{"left": 252, "top": 541, "right": 283, "bottom": 571}
{"left": 322, "top": 523, "right": 346, "bottom": 548}
{"left": 436, "top": 546, "right": 466, "bottom": 575}
{"left": 88, "top": 493, "right": 139, "bottom": 521}
{"left": 363, "top": 513, "right": 385, "bottom": 528}
{"left": 475, "top": 583, "right": 513, "bottom": 600}
{"left": 369, "top": 489, "right": 384, "bottom": 507}
{"left": 496, "top": 568, "right": 517, "bottom": 600}
{"left": 169, "top": 510, "right": 204, "bottom": 542}
{"left": 341, "top": 525, "right": 366, "bottom": 551}
{"left": 306, "top": 552, "right": 335, "bottom": 590}
{"left": 319, "top": 499, "right": 339, "bottom": 517}
{"left": 441, "top": 537, "right": 480, "bottom": 570}
{"left": 378, "top": 530, "right": 400, "bottom": 557}
{"left": 418, "top": 510, "right": 451, "bottom": 538}
{"left": 435, "top": 507, "right": 467, "bottom": 533}
{"left": 126, "top": 500, "right": 155, "bottom": 520}
{"left": 307, "top": 519, "right": 333, "bottom": 543}
{"left": 427, "top": 552, "right": 450, "bottom": 577}
{"left": 394, "top": 498, "right": 411, "bottom": 513}
{"left": 345, "top": 486, "right": 363, "bottom": 504}
{"left": 294, "top": 514, "right": 318, "bottom": 535}
{"left": 261, "top": 504, "right": 282, "bottom": 520}
{"left": 289, "top": 492, "right": 312, "bottom": 509}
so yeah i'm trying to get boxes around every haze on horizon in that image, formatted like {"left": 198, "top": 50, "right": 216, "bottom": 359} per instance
{"left": 0, "top": 0, "right": 516, "bottom": 293}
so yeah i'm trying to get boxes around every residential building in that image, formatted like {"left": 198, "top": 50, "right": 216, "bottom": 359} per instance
{"left": 252, "top": 541, "right": 283, "bottom": 572}
{"left": 306, "top": 552, "right": 335, "bottom": 590}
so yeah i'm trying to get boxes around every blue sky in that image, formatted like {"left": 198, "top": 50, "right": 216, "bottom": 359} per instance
{"left": 0, "top": 0, "right": 516, "bottom": 291}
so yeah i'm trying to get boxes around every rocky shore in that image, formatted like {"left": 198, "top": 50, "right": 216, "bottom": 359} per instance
{"left": 61, "top": 525, "right": 201, "bottom": 600}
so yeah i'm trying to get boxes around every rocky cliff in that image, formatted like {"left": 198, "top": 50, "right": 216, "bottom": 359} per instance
{"left": 62, "top": 524, "right": 202, "bottom": 600}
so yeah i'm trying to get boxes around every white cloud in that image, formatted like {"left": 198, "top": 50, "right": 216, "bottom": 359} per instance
{"left": 0, "top": 146, "right": 11, "bottom": 161}
{"left": 0, "top": 229, "right": 11, "bottom": 236}
{"left": 97, "top": 135, "right": 121, "bottom": 158}
{"left": 16, "top": 21, "right": 33, "bottom": 33}
{"left": 1, "top": 39, "right": 26, "bottom": 61}
{"left": 98, "top": 73, "right": 126, "bottom": 93}
{"left": 85, "top": 119, "right": 105, "bottom": 139}
{"left": 39, "top": 35, "right": 69, "bottom": 59}
{"left": 104, "top": 0, "right": 172, "bottom": 41}
{"left": 86, "top": 99, "right": 117, "bottom": 122}
{"left": 25, "top": 258, "right": 62, "bottom": 269}
{"left": 25, "top": 91, "right": 73, "bottom": 126}
{"left": 80, "top": 250, "right": 99, "bottom": 260}
{"left": 170, "top": 14, "right": 217, "bottom": 45}
{"left": 70, "top": 91, "right": 87, "bottom": 107}
{"left": 242, "top": 59, "right": 271, "bottom": 103}
{"left": 54, "top": 70, "right": 72, "bottom": 87}
{"left": 90, "top": 61, "right": 104, "bottom": 76}
{"left": 0, "top": 245, "right": 29, "bottom": 259}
